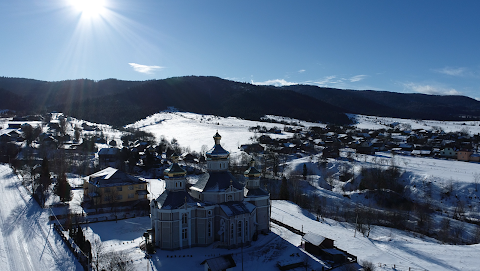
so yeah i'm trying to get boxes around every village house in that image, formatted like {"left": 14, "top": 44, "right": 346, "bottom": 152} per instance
{"left": 98, "top": 147, "right": 121, "bottom": 169}
{"left": 83, "top": 167, "right": 149, "bottom": 208}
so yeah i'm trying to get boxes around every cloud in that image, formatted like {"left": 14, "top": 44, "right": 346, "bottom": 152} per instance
{"left": 128, "top": 63, "right": 163, "bottom": 74}
{"left": 251, "top": 79, "right": 298, "bottom": 87}
{"left": 349, "top": 74, "right": 367, "bottom": 82}
{"left": 251, "top": 73, "right": 369, "bottom": 88}
{"left": 404, "top": 82, "right": 461, "bottom": 95}
{"left": 298, "top": 69, "right": 306, "bottom": 73}
{"left": 435, "top": 67, "right": 467, "bottom": 76}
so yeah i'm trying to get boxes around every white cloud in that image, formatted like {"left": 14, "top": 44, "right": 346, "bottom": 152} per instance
{"left": 128, "top": 63, "right": 163, "bottom": 74}
{"left": 349, "top": 74, "right": 367, "bottom": 82}
{"left": 251, "top": 79, "right": 298, "bottom": 87}
{"left": 435, "top": 67, "right": 467, "bottom": 76}
{"left": 298, "top": 69, "right": 306, "bottom": 73}
{"left": 404, "top": 82, "right": 461, "bottom": 95}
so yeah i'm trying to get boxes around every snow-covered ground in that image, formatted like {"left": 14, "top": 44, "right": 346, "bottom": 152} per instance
{"left": 272, "top": 200, "right": 480, "bottom": 271}
{"left": 0, "top": 164, "right": 82, "bottom": 271}
{"left": 351, "top": 114, "right": 480, "bottom": 134}
{"left": 3, "top": 112, "right": 480, "bottom": 270}
{"left": 126, "top": 112, "right": 320, "bottom": 153}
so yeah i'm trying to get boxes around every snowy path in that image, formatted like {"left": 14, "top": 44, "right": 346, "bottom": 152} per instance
{"left": 0, "top": 164, "right": 81, "bottom": 271}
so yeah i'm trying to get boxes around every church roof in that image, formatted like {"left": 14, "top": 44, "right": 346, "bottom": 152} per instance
{"left": 87, "top": 167, "right": 145, "bottom": 187}
{"left": 219, "top": 201, "right": 256, "bottom": 217}
{"left": 244, "top": 166, "right": 260, "bottom": 176}
{"left": 205, "top": 144, "right": 229, "bottom": 158}
{"left": 154, "top": 190, "right": 199, "bottom": 210}
{"left": 191, "top": 171, "right": 243, "bottom": 192}
{"left": 244, "top": 187, "right": 269, "bottom": 197}
{"left": 164, "top": 162, "right": 186, "bottom": 176}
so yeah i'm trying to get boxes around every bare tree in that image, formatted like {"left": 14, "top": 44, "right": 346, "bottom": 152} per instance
{"left": 473, "top": 172, "right": 480, "bottom": 192}
{"left": 91, "top": 237, "right": 105, "bottom": 271}
{"left": 104, "top": 250, "right": 134, "bottom": 271}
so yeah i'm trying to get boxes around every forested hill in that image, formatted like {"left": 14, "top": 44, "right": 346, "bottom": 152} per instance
{"left": 2, "top": 76, "right": 480, "bottom": 127}
{"left": 61, "top": 76, "right": 350, "bottom": 126}
{"left": 284, "top": 85, "right": 480, "bottom": 121}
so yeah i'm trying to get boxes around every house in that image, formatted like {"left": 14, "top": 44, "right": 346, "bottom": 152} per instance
{"left": 201, "top": 254, "right": 236, "bottom": 271}
{"left": 83, "top": 167, "right": 148, "bottom": 208}
{"left": 8, "top": 123, "right": 22, "bottom": 129}
{"left": 457, "top": 150, "right": 473, "bottom": 161}
{"left": 440, "top": 147, "right": 457, "bottom": 158}
{"left": 98, "top": 147, "right": 121, "bottom": 169}
{"left": 239, "top": 143, "right": 264, "bottom": 154}
{"left": 150, "top": 132, "right": 270, "bottom": 250}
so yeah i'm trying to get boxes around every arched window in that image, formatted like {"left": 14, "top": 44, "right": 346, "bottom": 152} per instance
{"left": 237, "top": 221, "right": 242, "bottom": 237}
{"left": 182, "top": 213, "right": 188, "bottom": 224}
{"left": 179, "top": 182, "right": 182, "bottom": 187}
{"left": 227, "top": 194, "right": 233, "bottom": 201}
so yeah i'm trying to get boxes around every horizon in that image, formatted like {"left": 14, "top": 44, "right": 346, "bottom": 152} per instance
{"left": 1, "top": 1, "right": 480, "bottom": 99}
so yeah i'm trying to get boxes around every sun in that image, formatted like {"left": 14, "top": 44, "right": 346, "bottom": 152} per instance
{"left": 70, "top": 0, "right": 106, "bottom": 17}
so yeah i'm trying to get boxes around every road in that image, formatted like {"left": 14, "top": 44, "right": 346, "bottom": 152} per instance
{"left": 0, "top": 164, "right": 81, "bottom": 271}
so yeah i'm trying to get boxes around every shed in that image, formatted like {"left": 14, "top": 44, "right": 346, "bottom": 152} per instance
{"left": 200, "top": 254, "right": 236, "bottom": 271}
{"left": 302, "top": 232, "right": 334, "bottom": 256}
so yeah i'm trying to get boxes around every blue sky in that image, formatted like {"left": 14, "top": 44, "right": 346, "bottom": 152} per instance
{"left": 1, "top": 0, "right": 480, "bottom": 98}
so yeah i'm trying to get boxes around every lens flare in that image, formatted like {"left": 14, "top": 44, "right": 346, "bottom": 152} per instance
{"left": 70, "top": 0, "right": 106, "bottom": 17}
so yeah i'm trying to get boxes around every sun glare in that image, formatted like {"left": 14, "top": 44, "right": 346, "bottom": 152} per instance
{"left": 70, "top": 0, "right": 106, "bottom": 17}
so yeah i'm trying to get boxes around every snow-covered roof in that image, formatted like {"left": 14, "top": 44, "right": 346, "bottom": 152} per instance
{"left": 219, "top": 201, "right": 255, "bottom": 217}
{"left": 302, "top": 232, "right": 328, "bottom": 246}
{"left": 87, "top": 167, "right": 146, "bottom": 187}
{"left": 191, "top": 171, "right": 243, "bottom": 192}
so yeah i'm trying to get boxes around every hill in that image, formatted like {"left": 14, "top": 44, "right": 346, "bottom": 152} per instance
{"left": 284, "top": 85, "right": 480, "bottom": 120}
{"left": 63, "top": 76, "right": 351, "bottom": 127}
{"left": 3, "top": 75, "right": 480, "bottom": 126}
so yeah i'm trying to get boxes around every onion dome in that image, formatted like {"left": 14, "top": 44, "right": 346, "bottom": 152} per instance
{"left": 206, "top": 131, "right": 229, "bottom": 159}
{"left": 244, "top": 158, "right": 260, "bottom": 178}
{"left": 164, "top": 153, "right": 186, "bottom": 177}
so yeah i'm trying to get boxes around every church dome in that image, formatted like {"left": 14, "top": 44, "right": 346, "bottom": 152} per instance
{"left": 244, "top": 158, "right": 261, "bottom": 178}
{"left": 205, "top": 131, "right": 229, "bottom": 159}
{"left": 164, "top": 153, "right": 186, "bottom": 177}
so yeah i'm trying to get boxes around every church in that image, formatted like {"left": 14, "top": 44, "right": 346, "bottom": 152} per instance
{"left": 150, "top": 132, "right": 270, "bottom": 250}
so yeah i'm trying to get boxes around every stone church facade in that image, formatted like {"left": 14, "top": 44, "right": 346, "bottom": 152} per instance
{"left": 150, "top": 132, "right": 270, "bottom": 250}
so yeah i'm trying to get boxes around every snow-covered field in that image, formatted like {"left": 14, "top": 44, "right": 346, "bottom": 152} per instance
{"left": 272, "top": 200, "right": 480, "bottom": 271}
{"left": 127, "top": 112, "right": 321, "bottom": 153}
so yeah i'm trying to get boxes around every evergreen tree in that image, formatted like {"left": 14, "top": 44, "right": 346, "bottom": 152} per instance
{"left": 37, "top": 158, "right": 52, "bottom": 206}
{"left": 54, "top": 170, "right": 72, "bottom": 202}
{"left": 279, "top": 176, "right": 289, "bottom": 200}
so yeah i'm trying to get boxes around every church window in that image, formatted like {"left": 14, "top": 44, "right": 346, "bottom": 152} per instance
{"left": 245, "top": 221, "right": 248, "bottom": 238}
{"left": 175, "top": 182, "right": 178, "bottom": 188}
{"left": 182, "top": 229, "right": 187, "bottom": 240}
{"left": 179, "top": 182, "right": 182, "bottom": 187}
{"left": 182, "top": 213, "right": 188, "bottom": 224}
{"left": 237, "top": 221, "right": 242, "bottom": 237}
{"left": 230, "top": 223, "right": 234, "bottom": 239}
{"left": 207, "top": 210, "right": 212, "bottom": 216}
{"left": 227, "top": 194, "right": 233, "bottom": 201}
{"left": 208, "top": 221, "right": 212, "bottom": 237}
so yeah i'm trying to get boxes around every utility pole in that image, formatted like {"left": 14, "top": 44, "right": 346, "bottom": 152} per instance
{"left": 354, "top": 213, "right": 358, "bottom": 237}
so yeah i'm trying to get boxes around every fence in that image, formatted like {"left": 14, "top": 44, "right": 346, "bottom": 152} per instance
{"left": 376, "top": 263, "right": 428, "bottom": 271}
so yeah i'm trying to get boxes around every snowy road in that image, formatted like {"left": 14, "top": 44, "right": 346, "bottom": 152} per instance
{"left": 0, "top": 164, "right": 81, "bottom": 271}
